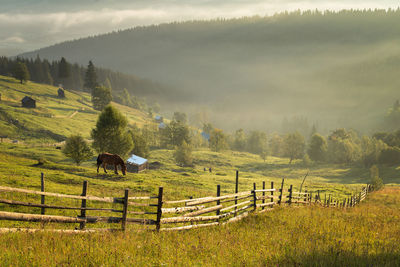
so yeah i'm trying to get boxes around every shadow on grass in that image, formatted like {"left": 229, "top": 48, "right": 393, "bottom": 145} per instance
{"left": 278, "top": 250, "right": 400, "bottom": 266}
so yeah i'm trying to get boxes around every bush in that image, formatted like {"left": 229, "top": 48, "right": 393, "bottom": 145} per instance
{"left": 62, "top": 135, "right": 93, "bottom": 165}
{"left": 370, "top": 165, "right": 383, "bottom": 190}
{"left": 174, "top": 141, "right": 193, "bottom": 167}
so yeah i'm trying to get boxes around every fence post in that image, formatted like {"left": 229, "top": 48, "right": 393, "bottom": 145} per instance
{"left": 262, "top": 181, "right": 265, "bottom": 210}
{"left": 234, "top": 170, "right": 239, "bottom": 217}
{"left": 121, "top": 189, "right": 129, "bottom": 231}
{"left": 309, "top": 192, "right": 312, "bottom": 205}
{"left": 304, "top": 189, "right": 308, "bottom": 205}
{"left": 79, "top": 181, "right": 88, "bottom": 230}
{"left": 156, "top": 187, "right": 164, "bottom": 231}
{"left": 278, "top": 178, "right": 285, "bottom": 205}
{"left": 324, "top": 193, "right": 327, "bottom": 207}
{"left": 253, "top": 183, "right": 257, "bottom": 211}
{"left": 216, "top": 185, "right": 221, "bottom": 218}
{"left": 288, "top": 185, "right": 293, "bottom": 205}
{"left": 317, "top": 190, "right": 320, "bottom": 204}
{"left": 40, "top": 173, "right": 45, "bottom": 215}
{"left": 270, "top": 182, "right": 274, "bottom": 204}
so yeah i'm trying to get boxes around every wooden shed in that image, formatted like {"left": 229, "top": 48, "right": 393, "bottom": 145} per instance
{"left": 58, "top": 88, "right": 65, "bottom": 98}
{"left": 126, "top": 154, "right": 148, "bottom": 173}
{"left": 21, "top": 96, "right": 36, "bottom": 108}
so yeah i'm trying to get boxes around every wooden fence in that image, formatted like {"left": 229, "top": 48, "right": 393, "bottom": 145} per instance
{"left": 0, "top": 173, "right": 373, "bottom": 232}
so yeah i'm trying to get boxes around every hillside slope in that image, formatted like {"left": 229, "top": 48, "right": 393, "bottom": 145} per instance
{"left": 0, "top": 75, "right": 152, "bottom": 143}
{"left": 20, "top": 10, "right": 400, "bottom": 132}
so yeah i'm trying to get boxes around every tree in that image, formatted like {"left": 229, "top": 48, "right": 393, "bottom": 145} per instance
{"left": 370, "top": 165, "right": 383, "bottom": 190}
{"left": 13, "top": 62, "right": 30, "bottom": 84}
{"left": 174, "top": 141, "right": 193, "bottom": 167}
{"left": 91, "top": 105, "right": 134, "bottom": 158}
{"left": 233, "top": 129, "right": 246, "bottom": 151}
{"left": 307, "top": 133, "right": 328, "bottom": 162}
{"left": 269, "top": 133, "right": 284, "bottom": 157}
{"left": 58, "top": 57, "right": 70, "bottom": 80}
{"left": 172, "top": 112, "right": 187, "bottom": 124}
{"left": 130, "top": 127, "right": 150, "bottom": 158}
{"left": 62, "top": 135, "right": 93, "bottom": 165}
{"left": 327, "top": 128, "right": 361, "bottom": 164}
{"left": 84, "top": 61, "right": 97, "bottom": 91}
{"left": 360, "top": 136, "right": 386, "bottom": 168}
{"left": 209, "top": 128, "right": 228, "bottom": 152}
{"left": 283, "top": 132, "right": 305, "bottom": 164}
{"left": 160, "top": 120, "right": 191, "bottom": 148}
{"left": 247, "top": 131, "right": 268, "bottom": 155}
{"left": 92, "top": 86, "right": 112, "bottom": 111}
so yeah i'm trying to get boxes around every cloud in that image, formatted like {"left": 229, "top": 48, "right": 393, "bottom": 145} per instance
{"left": 1, "top": 36, "right": 26, "bottom": 44}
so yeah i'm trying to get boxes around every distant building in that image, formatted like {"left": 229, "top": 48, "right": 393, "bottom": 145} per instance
{"left": 58, "top": 88, "right": 65, "bottom": 98}
{"left": 126, "top": 154, "right": 148, "bottom": 173}
{"left": 201, "top": 131, "right": 210, "bottom": 141}
{"left": 21, "top": 96, "right": 36, "bottom": 108}
{"left": 158, "top": 122, "right": 166, "bottom": 129}
{"left": 155, "top": 115, "right": 163, "bottom": 123}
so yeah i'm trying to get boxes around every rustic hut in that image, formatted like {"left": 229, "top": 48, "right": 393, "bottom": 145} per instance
{"left": 126, "top": 154, "right": 148, "bottom": 173}
{"left": 58, "top": 88, "right": 65, "bottom": 98}
{"left": 155, "top": 115, "right": 163, "bottom": 123}
{"left": 21, "top": 96, "right": 36, "bottom": 108}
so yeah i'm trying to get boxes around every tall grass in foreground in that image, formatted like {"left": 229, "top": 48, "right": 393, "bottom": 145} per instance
{"left": 0, "top": 187, "right": 399, "bottom": 266}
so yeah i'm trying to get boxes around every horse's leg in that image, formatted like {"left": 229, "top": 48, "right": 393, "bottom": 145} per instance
{"left": 114, "top": 164, "right": 118, "bottom": 175}
{"left": 97, "top": 164, "right": 100, "bottom": 173}
{"left": 103, "top": 163, "right": 107, "bottom": 173}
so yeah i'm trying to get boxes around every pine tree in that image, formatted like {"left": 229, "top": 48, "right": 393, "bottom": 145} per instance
{"left": 13, "top": 62, "right": 30, "bottom": 84}
{"left": 91, "top": 105, "right": 134, "bottom": 157}
{"left": 91, "top": 86, "right": 112, "bottom": 111}
{"left": 84, "top": 61, "right": 97, "bottom": 91}
{"left": 58, "top": 57, "right": 70, "bottom": 84}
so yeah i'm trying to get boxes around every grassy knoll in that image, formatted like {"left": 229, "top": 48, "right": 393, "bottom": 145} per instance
{"left": 0, "top": 75, "right": 151, "bottom": 143}
{"left": 0, "top": 187, "right": 399, "bottom": 266}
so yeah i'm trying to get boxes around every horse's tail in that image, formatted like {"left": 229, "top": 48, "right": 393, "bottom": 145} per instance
{"left": 96, "top": 154, "right": 102, "bottom": 166}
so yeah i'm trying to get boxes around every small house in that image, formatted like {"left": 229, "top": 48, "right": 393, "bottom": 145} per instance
{"left": 58, "top": 88, "right": 65, "bottom": 98}
{"left": 21, "top": 96, "right": 36, "bottom": 108}
{"left": 158, "top": 122, "right": 166, "bottom": 130}
{"left": 201, "top": 131, "right": 210, "bottom": 141}
{"left": 155, "top": 115, "right": 163, "bottom": 123}
{"left": 126, "top": 154, "right": 148, "bottom": 173}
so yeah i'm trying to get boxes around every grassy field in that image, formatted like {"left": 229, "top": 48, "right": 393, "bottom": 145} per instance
{"left": 0, "top": 186, "right": 399, "bottom": 266}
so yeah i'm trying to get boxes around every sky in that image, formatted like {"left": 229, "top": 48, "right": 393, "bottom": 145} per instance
{"left": 0, "top": 0, "right": 399, "bottom": 56}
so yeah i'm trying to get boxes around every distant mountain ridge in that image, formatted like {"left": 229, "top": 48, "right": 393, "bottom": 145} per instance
{"left": 20, "top": 10, "right": 400, "bottom": 132}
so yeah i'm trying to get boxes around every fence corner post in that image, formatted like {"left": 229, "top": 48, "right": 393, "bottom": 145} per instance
{"left": 288, "top": 185, "right": 293, "bottom": 205}
{"left": 156, "top": 187, "right": 164, "bottom": 231}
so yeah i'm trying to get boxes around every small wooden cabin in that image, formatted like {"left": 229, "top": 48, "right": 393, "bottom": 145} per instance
{"left": 126, "top": 154, "right": 148, "bottom": 173}
{"left": 21, "top": 96, "right": 36, "bottom": 108}
{"left": 58, "top": 88, "right": 65, "bottom": 98}
{"left": 155, "top": 115, "right": 163, "bottom": 123}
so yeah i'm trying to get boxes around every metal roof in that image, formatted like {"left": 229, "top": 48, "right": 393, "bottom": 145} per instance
{"left": 127, "top": 154, "right": 148, "bottom": 165}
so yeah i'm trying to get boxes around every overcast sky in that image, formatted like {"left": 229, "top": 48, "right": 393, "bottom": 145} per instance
{"left": 1, "top": 0, "right": 399, "bottom": 56}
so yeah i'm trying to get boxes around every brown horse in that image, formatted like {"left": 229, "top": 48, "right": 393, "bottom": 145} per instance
{"left": 97, "top": 153, "right": 127, "bottom": 175}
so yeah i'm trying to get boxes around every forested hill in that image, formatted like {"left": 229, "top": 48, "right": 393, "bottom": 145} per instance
{"left": 20, "top": 10, "right": 400, "bottom": 132}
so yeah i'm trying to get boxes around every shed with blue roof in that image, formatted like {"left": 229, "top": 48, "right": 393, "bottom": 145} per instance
{"left": 126, "top": 154, "right": 148, "bottom": 173}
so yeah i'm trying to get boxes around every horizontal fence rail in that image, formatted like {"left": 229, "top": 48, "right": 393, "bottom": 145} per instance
{"left": 0, "top": 172, "right": 374, "bottom": 232}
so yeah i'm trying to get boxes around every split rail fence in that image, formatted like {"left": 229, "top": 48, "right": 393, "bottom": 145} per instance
{"left": 0, "top": 172, "right": 373, "bottom": 232}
